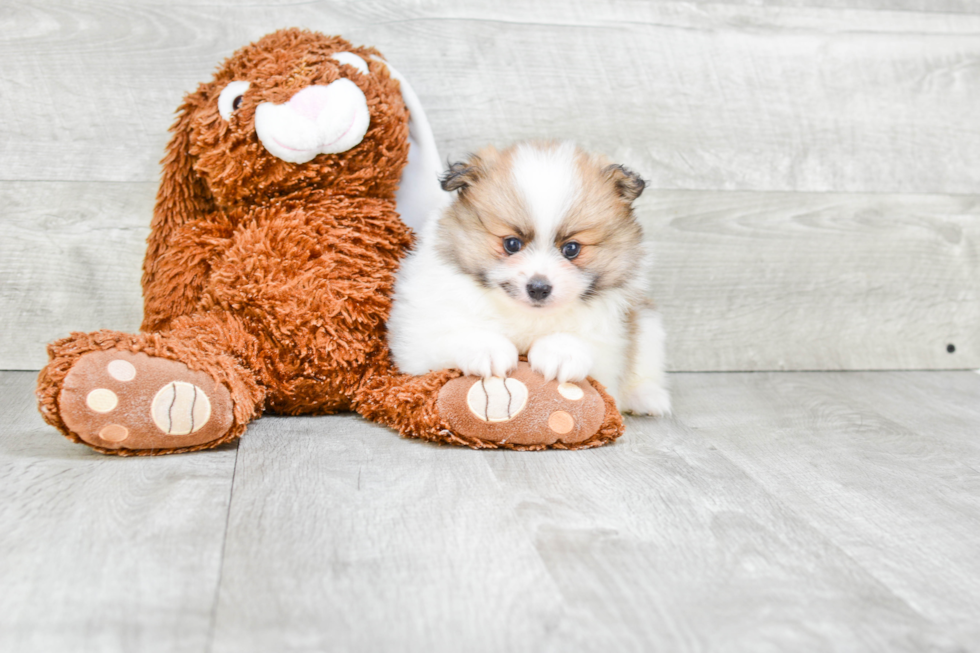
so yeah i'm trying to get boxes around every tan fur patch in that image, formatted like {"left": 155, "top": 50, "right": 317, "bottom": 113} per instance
{"left": 564, "top": 148, "right": 645, "bottom": 295}
{"left": 436, "top": 146, "right": 534, "bottom": 279}
{"left": 623, "top": 297, "right": 657, "bottom": 381}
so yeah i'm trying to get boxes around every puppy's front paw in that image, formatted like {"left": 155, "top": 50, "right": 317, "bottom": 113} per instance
{"left": 528, "top": 333, "right": 593, "bottom": 383}
{"left": 621, "top": 381, "right": 672, "bottom": 417}
{"left": 455, "top": 333, "right": 519, "bottom": 378}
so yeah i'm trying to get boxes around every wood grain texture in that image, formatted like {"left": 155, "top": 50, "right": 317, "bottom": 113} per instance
{"left": 52, "top": 0, "right": 980, "bottom": 14}
{"left": 677, "top": 0, "right": 980, "bottom": 13}
{"left": 675, "top": 370, "right": 980, "bottom": 646}
{"left": 210, "top": 414, "right": 569, "bottom": 653}
{"left": 1, "top": 1, "right": 980, "bottom": 194}
{"left": 706, "top": 0, "right": 980, "bottom": 12}
{"left": 3, "top": 369, "right": 979, "bottom": 651}
{"left": 204, "top": 370, "right": 980, "bottom": 652}
{"left": 3, "top": 181, "right": 975, "bottom": 371}
{"left": 0, "top": 371, "right": 237, "bottom": 653}
{"left": 642, "top": 190, "right": 980, "bottom": 371}
{"left": 0, "top": 181, "right": 152, "bottom": 370}
{"left": 3, "top": 0, "right": 979, "bottom": 372}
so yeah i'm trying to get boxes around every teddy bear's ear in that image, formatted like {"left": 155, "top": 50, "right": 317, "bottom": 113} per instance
{"left": 371, "top": 58, "right": 451, "bottom": 232}
{"left": 147, "top": 92, "right": 216, "bottom": 254}
{"left": 603, "top": 164, "right": 647, "bottom": 203}
{"left": 142, "top": 90, "right": 217, "bottom": 324}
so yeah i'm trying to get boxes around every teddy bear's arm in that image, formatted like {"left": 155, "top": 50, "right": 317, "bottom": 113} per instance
{"left": 141, "top": 214, "right": 235, "bottom": 332}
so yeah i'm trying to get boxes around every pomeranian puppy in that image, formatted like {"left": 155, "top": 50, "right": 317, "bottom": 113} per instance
{"left": 387, "top": 141, "right": 670, "bottom": 415}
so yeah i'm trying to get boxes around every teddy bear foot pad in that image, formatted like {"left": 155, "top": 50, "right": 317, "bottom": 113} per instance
{"left": 437, "top": 362, "right": 606, "bottom": 448}
{"left": 58, "top": 350, "right": 234, "bottom": 451}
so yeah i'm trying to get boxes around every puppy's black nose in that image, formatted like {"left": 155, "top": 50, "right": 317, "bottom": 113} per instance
{"left": 526, "top": 276, "right": 552, "bottom": 302}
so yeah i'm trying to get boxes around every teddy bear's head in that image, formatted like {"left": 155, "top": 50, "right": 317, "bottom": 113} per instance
{"left": 165, "top": 29, "right": 412, "bottom": 207}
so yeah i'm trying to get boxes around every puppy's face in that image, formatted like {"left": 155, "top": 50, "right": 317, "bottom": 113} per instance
{"left": 436, "top": 141, "right": 646, "bottom": 311}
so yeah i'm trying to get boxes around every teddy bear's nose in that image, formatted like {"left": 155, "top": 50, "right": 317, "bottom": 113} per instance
{"left": 254, "top": 78, "right": 370, "bottom": 164}
{"left": 285, "top": 86, "right": 333, "bottom": 122}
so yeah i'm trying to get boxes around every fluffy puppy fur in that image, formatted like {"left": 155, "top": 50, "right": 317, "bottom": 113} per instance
{"left": 388, "top": 141, "right": 670, "bottom": 415}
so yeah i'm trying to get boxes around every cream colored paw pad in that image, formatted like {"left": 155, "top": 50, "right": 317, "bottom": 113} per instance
{"left": 107, "top": 359, "right": 137, "bottom": 381}
{"left": 548, "top": 410, "right": 574, "bottom": 434}
{"left": 557, "top": 382, "right": 584, "bottom": 401}
{"left": 151, "top": 382, "right": 211, "bottom": 435}
{"left": 99, "top": 424, "right": 129, "bottom": 442}
{"left": 466, "top": 377, "right": 528, "bottom": 423}
{"left": 86, "top": 388, "right": 118, "bottom": 413}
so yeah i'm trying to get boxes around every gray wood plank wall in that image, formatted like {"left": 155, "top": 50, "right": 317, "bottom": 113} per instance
{"left": 2, "top": 1, "right": 977, "bottom": 371}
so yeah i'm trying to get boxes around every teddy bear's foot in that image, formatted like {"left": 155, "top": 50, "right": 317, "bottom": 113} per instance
{"left": 436, "top": 362, "right": 619, "bottom": 449}
{"left": 57, "top": 350, "right": 235, "bottom": 451}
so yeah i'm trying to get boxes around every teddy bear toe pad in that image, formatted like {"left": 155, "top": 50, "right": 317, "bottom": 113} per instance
{"left": 59, "top": 350, "right": 233, "bottom": 451}
{"left": 437, "top": 362, "right": 605, "bottom": 447}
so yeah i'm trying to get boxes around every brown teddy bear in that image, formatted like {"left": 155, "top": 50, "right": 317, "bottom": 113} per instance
{"left": 35, "top": 29, "right": 624, "bottom": 455}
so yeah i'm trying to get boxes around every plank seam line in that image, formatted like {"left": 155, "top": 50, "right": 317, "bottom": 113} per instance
{"left": 205, "top": 442, "right": 240, "bottom": 653}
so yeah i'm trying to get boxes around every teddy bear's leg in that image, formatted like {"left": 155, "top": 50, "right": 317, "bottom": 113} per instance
{"left": 37, "top": 314, "right": 266, "bottom": 455}
{"left": 353, "top": 360, "right": 625, "bottom": 450}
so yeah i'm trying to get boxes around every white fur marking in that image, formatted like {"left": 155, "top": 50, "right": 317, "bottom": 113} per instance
{"left": 528, "top": 332, "right": 593, "bottom": 383}
{"left": 511, "top": 141, "right": 579, "bottom": 244}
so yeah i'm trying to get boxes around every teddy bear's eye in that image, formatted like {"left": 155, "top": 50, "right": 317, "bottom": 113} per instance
{"left": 331, "top": 52, "right": 369, "bottom": 75}
{"left": 218, "top": 81, "right": 251, "bottom": 121}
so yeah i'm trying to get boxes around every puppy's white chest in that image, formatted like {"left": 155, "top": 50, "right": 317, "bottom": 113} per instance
{"left": 489, "top": 298, "right": 624, "bottom": 355}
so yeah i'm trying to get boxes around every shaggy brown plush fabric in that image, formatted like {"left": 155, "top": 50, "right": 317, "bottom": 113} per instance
{"left": 35, "top": 29, "right": 624, "bottom": 454}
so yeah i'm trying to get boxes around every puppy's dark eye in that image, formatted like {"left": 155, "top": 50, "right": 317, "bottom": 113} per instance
{"left": 232, "top": 95, "right": 244, "bottom": 111}
{"left": 503, "top": 237, "right": 523, "bottom": 254}
{"left": 561, "top": 241, "right": 581, "bottom": 260}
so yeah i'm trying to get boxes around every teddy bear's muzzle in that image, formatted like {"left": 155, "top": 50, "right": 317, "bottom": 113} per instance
{"left": 254, "top": 78, "right": 370, "bottom": 164}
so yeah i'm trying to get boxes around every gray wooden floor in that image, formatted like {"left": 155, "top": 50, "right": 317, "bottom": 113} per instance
{"left": 2, "top": 370, "right": 979, "bottom": 652}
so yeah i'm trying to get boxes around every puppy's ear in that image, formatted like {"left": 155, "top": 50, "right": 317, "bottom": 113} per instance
{"left": 440, "top": 159, "right": 481, "bottom": 192}
{"left": 604, "top": 164, "right": 647, "bottom": 203}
